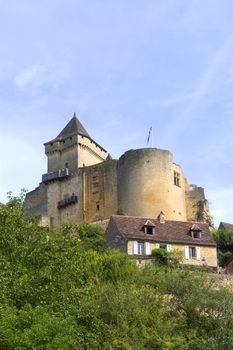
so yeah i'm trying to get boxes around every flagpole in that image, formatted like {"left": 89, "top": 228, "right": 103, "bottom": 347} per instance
{"left": 151, "top": 126, "right": 153, "bottom": 148}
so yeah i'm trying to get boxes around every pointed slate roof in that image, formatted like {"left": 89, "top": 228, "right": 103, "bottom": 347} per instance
{"left": 44, "top": 113, "right": 107, "bottom": 152}
{"left": 55, "top": 113, "right": 90, "bottom": 141}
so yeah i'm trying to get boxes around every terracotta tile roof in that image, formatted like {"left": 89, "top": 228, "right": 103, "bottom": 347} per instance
{"left": 219, "top": 222, "right": 233, "bottom": 231}
{"left": 107, "top": 215, "right": 216, "bottom": 247}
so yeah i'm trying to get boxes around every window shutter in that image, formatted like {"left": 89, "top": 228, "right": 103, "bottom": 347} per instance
{"left": 133, "top": 241, "right": 138, "bottom": 255}
{"left": 145, "top": 242, "right": 150, "bottom": 255}
{"left": 155, "top": 243, "right": 160, "bottom": 249}
{"left": 196, "top": 246, "right": 201, "bottom": 260}
{"left": 184, "top": 246, "right": 189, "bottom": 259}
{"left": 167, "top": 244, "right": 172, "bottom": 252}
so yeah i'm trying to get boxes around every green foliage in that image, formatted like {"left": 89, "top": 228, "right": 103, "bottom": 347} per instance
{"left": 151, "top": 248, "right": 183, "bottom": 266}
{"left": 116, "top": 207, "right": 125, "bottom": 215}
{"left": 213, "top": 229, "right": 233, "bottom": 266}
{"left": 60, "top": 222, "right": 107, "bottom": 252}
{"left": 1, "top": 196, "right": 233, "bottom": 348}
{"left": 213, "top": 229, "right": 233, "bottom": 250}
{"left": 0, "top": 305, "right": 76, "bottom": 350}
{"left": 152, "top": 247, "right": 170, "bottom": 264}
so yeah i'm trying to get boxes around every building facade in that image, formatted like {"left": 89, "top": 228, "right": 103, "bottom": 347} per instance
{"left": 105, "top": 213, "right": 217, "bottom": 268}
{"left": 25, "top": 114, "right": 212, "bottom": 228}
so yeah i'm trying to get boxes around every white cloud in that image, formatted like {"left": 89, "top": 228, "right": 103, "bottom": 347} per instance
{"left": 13, "top": 63, "right": 70, "bottom": 95}
{"left": 14, "top": 64, "right": 47, "bottom": 94}
{"left": 156, "top": 35, "right": 233, "bottom": 144}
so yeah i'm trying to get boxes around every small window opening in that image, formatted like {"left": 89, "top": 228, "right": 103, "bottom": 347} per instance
{"left": 138, "top": 242, "right": 145, "bottom": 255}
{"left": 96, "top": 201, "right": 100, "bottom": 212}
{"left": 174, "top": 171, "right": 180, "bottom": 186}
{"left": 189, "top": 247, "right": 197, "bottom": 259}
{"left": 193, "top": 231, "right": 201, "bottom": 239}
{"left": 146, "top": 226, "right": 154, "bottom": 235}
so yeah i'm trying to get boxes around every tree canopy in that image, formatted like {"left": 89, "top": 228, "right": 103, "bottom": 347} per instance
{"left": 1, "top": 194, "right": 233, "bottom": 349}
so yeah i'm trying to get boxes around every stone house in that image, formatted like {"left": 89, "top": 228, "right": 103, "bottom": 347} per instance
{"left": 105, "top": 213, "right": 217, "bottom": 268}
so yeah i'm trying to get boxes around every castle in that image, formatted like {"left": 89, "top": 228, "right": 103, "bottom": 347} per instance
{"left": 25, "top": 114, "right": 212, "bottom": 228}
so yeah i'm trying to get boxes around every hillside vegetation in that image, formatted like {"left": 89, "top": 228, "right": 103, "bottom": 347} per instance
{"left": 1, "top": 194, "right": 233, "bottom": 349}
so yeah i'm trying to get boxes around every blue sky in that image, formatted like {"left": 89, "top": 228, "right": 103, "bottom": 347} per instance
{"left": 0, "top": 0, "right": 233, "bottom": 227}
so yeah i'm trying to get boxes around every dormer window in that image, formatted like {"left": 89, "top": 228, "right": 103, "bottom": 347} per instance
{"left": 190, "top": 224, "right": 202, "bottom": 239}
{"left": 192, "top": 230, "right": 201, "bottom": 239}
{"left": 143, "top": 220, "right": 155, "bottom": 235}
{"left": 145, "top": 226, "right": 154, "bottom": 235}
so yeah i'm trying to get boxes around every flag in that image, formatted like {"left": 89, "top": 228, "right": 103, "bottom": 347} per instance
{"left": 147, "top": 126, "right": 152, "bottom": 145}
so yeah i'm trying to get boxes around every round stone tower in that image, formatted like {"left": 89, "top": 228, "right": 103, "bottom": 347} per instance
{"left": 117, "top": 148, "right": 187, "bottom": 221}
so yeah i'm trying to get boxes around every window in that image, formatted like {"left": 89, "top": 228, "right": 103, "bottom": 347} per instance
{"left": 155, "top": 243, "right": 172, "bottom": 252}
{"left": 96, "top": 201, "right": 100, "bottom": 212}
{"left": 192, "top": 231, "right": 201, "bottom": 239}
{"left": 174, "top": 171, "right": 180, "bottom": 186}
{"left": 184, "top": 245, "right": 201, "bottom": 260}
{"left": 189, "top": 247, "right": 197, "bottom": 259}
{"left": 138, "top": 243, "right": 145, "bottom": 255}
{"left": 146, "top": 226, "right": 154, "bottom": 235}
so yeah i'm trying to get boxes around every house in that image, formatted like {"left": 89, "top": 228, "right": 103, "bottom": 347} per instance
{"left": 105, "top": 213, "right": 217, "bottom": 268}
{"left": 218, "top": 222, "right": 233, "bottom": 231}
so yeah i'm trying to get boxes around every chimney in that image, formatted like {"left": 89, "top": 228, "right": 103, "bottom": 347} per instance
{"left": 157, "top": 211, "right": 165, "bottom": 224}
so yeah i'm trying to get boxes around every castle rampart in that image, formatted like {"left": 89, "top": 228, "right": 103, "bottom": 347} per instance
{"left": 117, "top": 148, "right": 187, "bottom": 220}
{"left": 25, "top": 115, "right": 211, "bottom": 228}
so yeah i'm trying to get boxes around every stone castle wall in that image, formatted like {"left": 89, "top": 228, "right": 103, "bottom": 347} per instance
{"left": 77, "top": 135, "right": 107, "bottom": 168}
{"left": 80, "top": 159, "right": 118, "bottom": 223}
{"left": 25, "top": 182, "right": 47, "bottom": 217}
{"left": 117, "top": 148, "right": 187, "bottom": 221}
{"left": 26, "top": 144, "right": 211, "bottom": 228}
{"left": 186, "top": 184, "right": 213, "bottom": 226}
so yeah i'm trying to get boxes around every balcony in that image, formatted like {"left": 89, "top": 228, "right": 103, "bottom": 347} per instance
{"left": 42, "top": 168, "right": 69, "bottom": 183}
{"left": 57, "top": 194, "right": 78, "bottom": 209}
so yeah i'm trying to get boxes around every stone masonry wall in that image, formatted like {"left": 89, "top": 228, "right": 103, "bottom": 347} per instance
{"left": 186, "top": 184, "right": 213, "bottom": 226}
{"left": 127, "top": 240, "right": 217, "bottom": 267}
{"left": 25, "top": 182, "right": 47, "bottom": 217}
{"left": 117, "top": 148, "right": 187, "bottom": 221}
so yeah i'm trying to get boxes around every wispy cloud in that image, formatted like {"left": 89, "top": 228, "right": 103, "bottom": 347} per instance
{"left": 154, "top": 35, "right": 233, "bottom": 143}
{"left": 14, "top": 64, "right": 47, "bottom": 94}
{"left": 13, "top": 63, "right": 70, "bottom": 95}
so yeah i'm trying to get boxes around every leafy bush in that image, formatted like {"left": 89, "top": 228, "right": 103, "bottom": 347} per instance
{"left": 1, "top": 194, "right": 233, "bottom": 348}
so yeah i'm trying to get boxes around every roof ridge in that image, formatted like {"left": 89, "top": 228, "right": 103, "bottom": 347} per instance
{"left": 111, "top": 215, "right": 208, "bottom": 225}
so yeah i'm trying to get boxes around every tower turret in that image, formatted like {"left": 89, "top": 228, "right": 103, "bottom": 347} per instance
{"left": 43, "top": 113, "right": 107, "bottom": 177}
